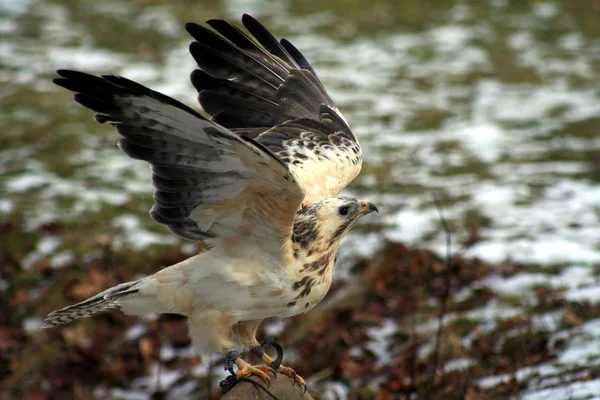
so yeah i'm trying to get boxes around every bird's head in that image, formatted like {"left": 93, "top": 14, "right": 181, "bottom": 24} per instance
{"left": 293, "top": 196, "right": 378, "bottom": 251}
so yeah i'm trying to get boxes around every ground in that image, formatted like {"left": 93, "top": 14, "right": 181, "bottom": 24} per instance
{"left": 3, "top": 238, "right": 600, "bottom": 399}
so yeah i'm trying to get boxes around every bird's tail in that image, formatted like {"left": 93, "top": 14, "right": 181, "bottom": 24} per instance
{"left": 41, "top": 280, "right": 141, "bottom": 328}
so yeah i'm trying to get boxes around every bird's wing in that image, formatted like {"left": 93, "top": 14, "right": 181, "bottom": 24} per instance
{"left": 186, "top": 14, "right": 362, "bottom": 206}
{"left": 54, "top": 70, "right": 305, "bottom": 258}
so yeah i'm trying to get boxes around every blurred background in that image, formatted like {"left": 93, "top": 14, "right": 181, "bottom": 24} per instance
{"left": 2, "top": 0, "right": 600, "bottom": 398}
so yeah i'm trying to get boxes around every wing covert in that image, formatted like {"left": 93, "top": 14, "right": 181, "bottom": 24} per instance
{"left": 186, "top": 14, "right": 362, "bottom": 206}
{"left": 54, "top": 70, "right": 305, "bottom": 256}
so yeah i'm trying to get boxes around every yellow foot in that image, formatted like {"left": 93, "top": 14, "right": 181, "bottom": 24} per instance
{"left": 235, "top": 358, "right": 276, "bottom": 385}
{"left": 276, "top": 364, "right": 306, "bottom": 389}
{"left": 262, "top": 353, "right": 306, "bottom": 390}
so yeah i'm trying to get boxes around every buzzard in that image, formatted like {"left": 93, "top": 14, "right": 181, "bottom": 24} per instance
{"left": 43, "top": 14, "right": 376, "bottom": 387}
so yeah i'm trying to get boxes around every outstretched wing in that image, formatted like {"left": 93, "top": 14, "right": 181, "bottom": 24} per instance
{"left": 186, "top": 14, "right": 362, "bottom": 206}
{"left": 53, "top": 70, "right": 305, "bottom": 257}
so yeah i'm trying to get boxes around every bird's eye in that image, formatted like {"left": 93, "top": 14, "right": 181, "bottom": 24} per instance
{"left": 338, "top": 206, "right": 350, "bottom": 216}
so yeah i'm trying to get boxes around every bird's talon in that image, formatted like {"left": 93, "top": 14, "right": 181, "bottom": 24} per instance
{"left": 261, "top": 348, "right": 305, "bottom": 389}
{"left": 276, "top": 365, "right": 306, "bottom": 389}
{"left": 234, "top": 358, "right": 274, "bottom": 386}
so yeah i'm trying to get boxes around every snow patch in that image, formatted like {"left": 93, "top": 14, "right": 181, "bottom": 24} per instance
{"left": 365, "top": 319, "right": 397, "bottom": 365}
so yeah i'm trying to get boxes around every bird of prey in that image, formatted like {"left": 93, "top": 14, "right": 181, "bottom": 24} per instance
{"left": 43, "top": 14, "right": 377, "bottom": 387}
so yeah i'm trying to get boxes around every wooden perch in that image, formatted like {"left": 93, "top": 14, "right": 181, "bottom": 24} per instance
{"left": 221, "top": 374, "right": 314, "bottom": 400}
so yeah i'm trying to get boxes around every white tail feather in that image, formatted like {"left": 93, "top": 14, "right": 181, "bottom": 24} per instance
{"left": 42, "top": 280, "right": 140, "bottom": 328}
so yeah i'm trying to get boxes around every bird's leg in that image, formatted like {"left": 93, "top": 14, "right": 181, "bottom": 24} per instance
{"left": 250, "top": 340, "right": 306, "bottom": 390}
{"left": 250, "top": 338, "right": 283, "bottom": 368}
{"left": 224, "top": 350, "right": 275, "bottom": 384}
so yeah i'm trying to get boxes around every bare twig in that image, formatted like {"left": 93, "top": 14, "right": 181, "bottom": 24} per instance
{"left": 408, "top": 301, "right": 418, "bottom": 398}
{"left": 429, "top": 192, "right": 453, "bottom": 384}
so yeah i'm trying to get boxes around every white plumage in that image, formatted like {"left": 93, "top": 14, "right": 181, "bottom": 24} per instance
{"left": 43, "top": 14, "right": 376, "bottom": 385}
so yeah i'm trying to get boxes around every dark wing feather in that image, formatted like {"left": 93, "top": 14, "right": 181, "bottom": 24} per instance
{"left": 187, "top": 14, "right": 362, "bottom": 205}
{"left": 54, "top": 70, "right": 305, "bottom": 256}
{"left": 280, "top": 38, "right": 318, "bottom": 77}
{"left": 240, "top": 14, "right": 301, "bottom": 69}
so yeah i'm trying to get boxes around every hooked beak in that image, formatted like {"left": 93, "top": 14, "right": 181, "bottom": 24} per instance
{"left": 350, "top": 200, "right": 379, "bottom": 220}
{"left": 366, "top": 202, "right": 379, "bottom": 214}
